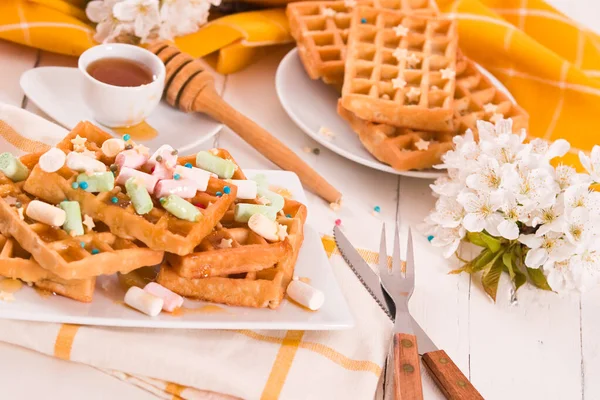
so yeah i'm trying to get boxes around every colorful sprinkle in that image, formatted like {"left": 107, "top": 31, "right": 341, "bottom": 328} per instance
{"left": 361, "top": 18, "right": 367, "bottom": 23}
{"left": 123, "top": 134, "right": 131, "bottom": 141}
{"left": 14, "top": 201, "right": 22, "bottom": 209}
{"left": 184, "top": 163, "right": 193, "bottom": 168}
{"left": 79, "top": 181, "right": 89, "bottom": 190}
{"left": 150, "top": 167, "right": 155, "bottom": 173}
{"left": 80, "top": 242, "right": 85, "bottom": 248}
{"left": 156, "top": 155, "right": 163, "bottom": 162}
{"left": 91, "top": 248, "right": 100, "bottom": 255}
{"left": 374, "top": 205, "right": 381, "bottom": 213}
{"left": 173, "top": 173, "right": 181, "bottom": 180}
{"left": 335, "top": 219, "right": 342, "bottom": 226}
{"left": 194, "top": 203, "right": 206, "bottom": 209}
{"left": 223, "top": 186, "right": 231, "bottom": 194}
{"left": 159, "top": 197, "right": 166, "bottom": 204}
{"left": 109, "top": 164, "right": 118, "bottom": 172}
{"left": 171, "top": 149, "right": 178, "bottom": 156}
{"left": 71, "top": 182, "right": 79, "bottom": 189}
{"left": 111, "top": 197, "right": 118, "bottom": 204}
{"left": 313, "top": 148, "right": 321, "bottom": 155}
{"left": 427, "top": 235, "right": 434, "bottom": 242}
{"left": 125, "top": 144, "right": 133, "bottom": 150}
{"left": 216, "top": 191, "right": 223, "bottom": 197}
{"left": 286, "top": 214, "right": 292, "bottom": 218}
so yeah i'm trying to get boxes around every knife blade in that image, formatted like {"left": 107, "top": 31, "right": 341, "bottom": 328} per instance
{"left": 333, "top": 226, "right": 393, "bottom": 320}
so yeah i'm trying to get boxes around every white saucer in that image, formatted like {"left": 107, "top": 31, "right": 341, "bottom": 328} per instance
{"left": 275, "top": 48, "right": 513, "bottom": 179}
{"left": 20, "top": 67, "right": 224, "bottom": 153}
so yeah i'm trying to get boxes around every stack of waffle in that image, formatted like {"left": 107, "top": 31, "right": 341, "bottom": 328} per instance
{"left": 0, "top": 122, "right": 306, "bottom": 309}
{"left": 287, "top": 1, "right": 529, "bottom": 170}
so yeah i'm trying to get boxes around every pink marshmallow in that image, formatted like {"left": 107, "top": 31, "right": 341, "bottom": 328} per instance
{"left": 174, "top": 165, "right": 211, "bottom": 192}
{"left": 116, "top": 167, "right": 158, "bottom": 194}
{"left": 116, "top": 149, "right": 148, "bottom": 169}
{"left": 154, "top": 179, "right": 197, "bottom": 199}
{"left": 144, "top": 282, "right": 184, "bottom": 312}
{"left": 151, "top": 161, "right": 173, "bottom": 180}
{"left": 147, "top": 145, "right": 177, "bottom": 168}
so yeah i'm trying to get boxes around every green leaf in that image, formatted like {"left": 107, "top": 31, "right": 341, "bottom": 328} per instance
{"left": 472, "top": 249, "right": 496, "bottom": 272}
{"left": 480, "top": 232, "right": 502, "bottom": 253}
{"left": 514, "top": 270, "right": 527, "bottom": 291}
{"left": 526, "top": 267, "right": 553, "bottom": 291}
{"left": 482, "top": 254, "right": 505, "bottom": 301}
{"left": 466, "top": 232, "right": 487, "bottom": 248}
{"left": 502, "top": 251, "right": 515, "bottom": 279}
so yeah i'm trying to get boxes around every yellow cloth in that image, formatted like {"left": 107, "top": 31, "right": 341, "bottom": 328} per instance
{"left": 438, "top": 0, "right": 600, "bottom": 166}
{"left": 0, "top": 0, "right": 292, "bottom": 75}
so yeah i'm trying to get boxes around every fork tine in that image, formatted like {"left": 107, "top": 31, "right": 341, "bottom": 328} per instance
{"left": 392, "top": 219, "right": 402, "bottom": 276}
{"left": 405, "top": 227, "right": 415, "bottom": 287}
{"left": 378, "top": 223, "right": 388, "bottom": 275}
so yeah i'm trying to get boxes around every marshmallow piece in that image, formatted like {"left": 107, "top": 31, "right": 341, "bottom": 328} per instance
{"left": 39, "top": 148, "right": 66, "bottom": 173}
{"left": 115, "top": 149, "right": 148, "bottom": 169}
{"left": 175, "top": 165, "right": 211, "bottom": 192}
{"left": 0, "top": 153, "right": 29, "bottom": 182}
{"left": 77, "top": 172, "right": 114, "bottom": 193}
{"left": 286, "top": 280, "right": 324, "bottom": 311}
{"left": 124, "top": 286, "right": 164, "bottom": 317}
{"left": 26, "top": 200, "right": 66, "bottom": 227}
{"left": 148, "top": 144, "right": 177, "bottom": 167}
{"left": 101, "top": 138, "right": 126, "bottom": 158}
{"left": 116, "top": 167, "right": 158, "bottom": 194}
{"left": 151, "top": 161, "right": 173, "bottom": 180}
{"left": 195, "top": 151, "right": 236, "bottom": 179}
{"left": 59, "top": 201, "right": 84, "bottom": 236}
{"left": 144, "top": 282, "right": 184, "bottom": 312}
{"left": 161, "top": 194, "right": 201, "bottom": 222}
{"left": 154, "top": 179, "right": 197, "bottom": 199}
{"left": 66, "top": 151, "right": 106, "bottom": 172}
{"left": 257, "top": 188, "right": 284, "bottom": 212}
{"left": 125, "top": 177, "right": 153, "bottom": 215}
{"left": 248, "top": 213, "right": 280, "bottom": 241}
{"left": 234, "top": 204, "right": 277, "bottom": 223}
{"left": 226, "top": 179, "right": 257, "bottom": 199}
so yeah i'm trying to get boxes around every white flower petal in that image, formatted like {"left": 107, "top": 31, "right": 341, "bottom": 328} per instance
{"left": 525, "top": 247, "right": 548, "bottom": 268}
{"left": 113, "top": 2, "right": 138, "bottom": 21}
{"left": 497, "top": 219, "right": 519, "bottom": 240}
{"left": 463, "top": 213, "right": 486, "bottom": 232}
{"left": 518, "top": 234, "right": 543, "bottom": 249}
{"left": 546, "top": 139, "right": 570, "bottom": 160}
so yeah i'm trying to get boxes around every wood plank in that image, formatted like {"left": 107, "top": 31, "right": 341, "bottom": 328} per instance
{"left": 581, "top": 289, "right": 600, "bottom": 398}
{"left": 0, "top": 40, "right": 38, "bottom": 106}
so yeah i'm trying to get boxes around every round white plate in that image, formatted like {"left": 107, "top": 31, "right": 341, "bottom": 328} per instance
{"left": 275, "top": 48, "right": 513, "bottom": 179}
{"left": 20, "top": 67, "right": 224, "bottom": 153}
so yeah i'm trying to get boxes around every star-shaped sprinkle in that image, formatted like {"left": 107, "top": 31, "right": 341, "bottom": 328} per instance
{"left": 406, "top": 52, "right": 420, "bottom": 67}
{"left": 393, "top": 25, "right": 409, "bottom": 37}
{"left": 218, "top": 238, "right": 233, "bottom": 249}
{"left": 319, "top": 126, "right": 336, "bottom": 141}
{"left": 322, "top": 7, "right": 336, "bottom": 17}
{"left": 83, "top": 214, "right": 95, "bottom": 231}
{"left": 4, "top": 196, "right": 17, "bottom": 206}
{"left": 71, "top": 135, "right": 87, "bottom": 148}
{"left": 392, "top": 48, "right": 408, "bottom": 61}
{"left": 17, "top": 207, "right": 24, "bottom": 220}
{"left": 414, "top": 138, "right": 430, "bottom": 151}
{"left": 440, "top": 68, "right": 456, "bottom": 80}
{"left": 483, "top": 103, "right": 498, "bottom": 114}
{"left": 489, "top": 113, "right": 504, "bottom": 123}
{"left": 257, "top": 196, "right": 271, "bottom": 205}
{"left": 392, "top": 77, "right": 407, "bottom": 89}
{"left": 277, "top": 224, "right": 289, "bottom": 241}
{"left": 405, "top": 87, "right": 421, "bottom": 102}
{"left": 134, "top": 144, "right": 150, "bottom": 156}
{"left": 344, "top": 0, "right": 357, "bottom": 7}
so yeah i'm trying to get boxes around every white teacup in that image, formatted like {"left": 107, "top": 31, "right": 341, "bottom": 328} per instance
{"left": 78, "top": 43, "right": 165, "bottom": 128}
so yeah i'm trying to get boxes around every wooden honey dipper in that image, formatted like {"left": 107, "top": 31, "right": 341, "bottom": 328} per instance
{"left": 147, "top": 41, "right": 342, "bottom": 204}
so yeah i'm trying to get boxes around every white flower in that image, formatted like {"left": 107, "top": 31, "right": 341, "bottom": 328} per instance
{"left": 429, "top": 196, "right": 464, "bottom": 228}
{"left": 430, "top": 225, "right": 466, "bottom": 258}
{"left": 554, "top": 164, "right": 590, "bottom": 190}
{"left": 569, "top": 250, "right": 600, "bottom": 291}
{"left": 465, "top": 156, "right": 502, "bottom": 193}
{"left": 563, "top": 183, "right": 600, "bottom": 215}
{"left": 562, "top": 207, "right": 591, "bottom": 248}
{"left": 159, "top": 0, "right": 212, "bottom": 39}
{"left": 579, "top": 145, "right": 600, "bottom": 182}
{"left": 543, "top": 259, "right": 577, "bottom": 292}
{"left": 531, "top": 201, "right": 564, "bottom": 235}
{"left": 519, "top": 232, "right": 574, "bottom": 268}
{"left": 495, "top": 193, "right": 531, "bottom": 240}
{"left": 430, "top": 176, "right": 462, "bottom": 197}
{"left": 456, "top": 191, "right": 502, "bottom": 233}
{"left": 86, "top": 0, "right": 133, "bottom": 43}
{"left": 113, "top": 0, "right": 160, "bottom": 42}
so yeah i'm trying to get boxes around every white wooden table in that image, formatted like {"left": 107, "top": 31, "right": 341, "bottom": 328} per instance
{"left": 0, "top": 1, "right": 599, "bottom": 398}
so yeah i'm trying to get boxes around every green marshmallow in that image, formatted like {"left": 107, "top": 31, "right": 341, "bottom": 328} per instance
{"left": 162, "top": 194, "right": 201, "bottom": 222}
{"left": 0, "top": 152, "right": 29, "bottom": 182}
{"left": 125, "top": 177, "right": 153, "bottom": 215}
{"left": 59, "top": 201, "right": 84, "bottom": 236}
{"left": 77, "top": 172, "right": 114, "bottom": 193}
{"left": 252, "top": 174, "right": 269, "bottom": 190}
{"left": 257, "top": 188, "right": 285, "bottom": 213}
{"left": 234, "top": 204, "right": 277, "bottom": 223}
{"left": 195, "top": 151, "right": 236, "bottom": 179}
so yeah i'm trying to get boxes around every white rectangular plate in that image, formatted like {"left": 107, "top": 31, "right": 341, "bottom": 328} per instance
{"left": 0, "top": 170, "right": 354, "bottom": 330}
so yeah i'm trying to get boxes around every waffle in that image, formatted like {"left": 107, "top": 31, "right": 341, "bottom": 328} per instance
{"left": 22, "top": 122, "right": 237, "bottom": 256}
{"left": 341, "top": 7, "right": 458, "bottom": 131}
{"left": 287, "top": 0, "right": 437, "bottom": 87}
{"left": 453, "top": 56, "right": 529, "bottom": 135}
{"left": 0, "top": 235, "right": 95, "bottom": 302}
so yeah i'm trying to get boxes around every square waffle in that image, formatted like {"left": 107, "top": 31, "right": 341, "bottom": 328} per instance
{"left": 22, "top": 122, "right": 237, "bottom": 256}
{"left": 0, "top": 170, "right": 164, "bottom": 280}
{"left": 158, "top": 153, "right": 307, "bottom": 309}
{"left": 287, "top": 0, "right": 437, "bottom": 87}
{"left": 0, "top": 234, "right": 95, "bottom": 302}
{"left": 341, "top": 7, "right": 458, "bottom": 131}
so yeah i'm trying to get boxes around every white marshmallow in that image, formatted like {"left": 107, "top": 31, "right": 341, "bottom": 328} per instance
{"left": 174, "top": 165, "right": 210, "bottom": 192}
{"left": 25, "top": 200, "right": 66, "bottom": 227}
{"left": 286, "top": 280, "right": 324, "bottom": 311}
{"left": 66, "top": 151, "right": 106, "bottom": 172}
{"left": 124, "top": 286, "right": 164, "bottom": 317}
{"left": 39, "top": 148, "right": 66, "bottom": 173}
{"left": 116, "top": 167, "right": 158, "bottom": 194}
{"left": 148, "top": 144, "right": 177, "bottom": 167}
{"left": 226, "top": 179, "right": 257, "bottom": 199}
{"left": 154, "top": 179, "right": 197, "bottom": 199}
{"left": 248, "top": 213, "right": 280, "bottom": 241}
{"left": 101, "top": 138, "right": 125, "bottom": 158}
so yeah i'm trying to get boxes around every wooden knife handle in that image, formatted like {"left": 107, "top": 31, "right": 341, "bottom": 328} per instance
{"left": 393, "top": 333, "right": 424, "bottom": 400}
{"left": 193, "top": 85, "right": 342, "bottom": 204}
{"left": 422, "top": 350, "right": 484, "bottom": 400}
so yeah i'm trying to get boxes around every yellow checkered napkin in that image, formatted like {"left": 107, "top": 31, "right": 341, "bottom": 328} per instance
{"left": 438, "top": 0, "right": 600, "bottom": 166}
{"left": 0, "top": 107, "right": 392, "bottom": 399}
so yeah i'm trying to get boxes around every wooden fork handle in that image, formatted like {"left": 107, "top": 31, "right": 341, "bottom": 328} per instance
{"left": 193, "top": 85, "right": 342, "bottom": 204}
{"left": 422, "top": 350, "right": 484, "bottom": 400}
{"left": 393, "top": 333, "right": 424, "bottom": 400}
